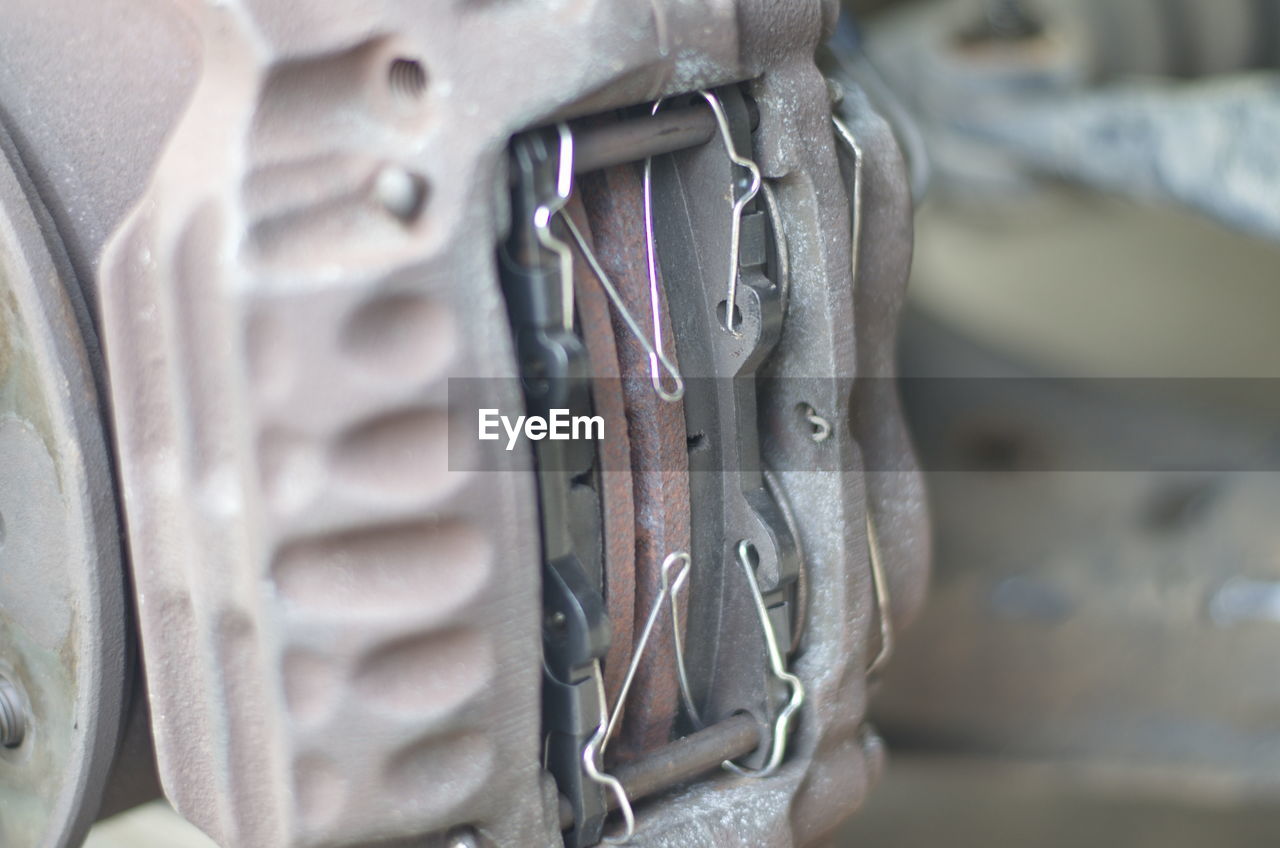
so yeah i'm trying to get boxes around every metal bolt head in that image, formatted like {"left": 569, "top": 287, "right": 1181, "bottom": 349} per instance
{"left": 374, "top": 166, "right": 427, "bottom": 222}
{"left": 0, "top": 676, "right": 26, "bottom": 748}
{"left": 447, "top": 826, "right": 481, "bottom": 848}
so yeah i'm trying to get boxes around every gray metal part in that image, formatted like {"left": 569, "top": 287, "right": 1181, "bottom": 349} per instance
{"left": 650, "top": 89, "right": 800, "bottom": 752}
{"left": 0, "top": 122, "right": 128, "bottom": 847}
{"left": 838, "top": 87, "right": 931, "bottom": 633}
{"left": 98, "top": 3, "right": 570, "bottom": 842}
{"left": 94, "top": 2, "right": 784, "bottom": 847}
{"left": 75, "top": 1, "right": 929, "bottom": 846}
{"left": 745, "top": 59, "right": 925, "bottom": 847}
{"left": 630, "top": 7, "right": 928, "bottom": 846}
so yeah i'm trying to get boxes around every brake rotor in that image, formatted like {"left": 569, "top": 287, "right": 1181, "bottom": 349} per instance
{"left": 579, "top": 163, "right": 692, "bottom": 760}
{"left": 564, "top": 194, "right": 638, "bottom": 706}
{"left": 0, "top": 129, "right": 127, "bottom": 847}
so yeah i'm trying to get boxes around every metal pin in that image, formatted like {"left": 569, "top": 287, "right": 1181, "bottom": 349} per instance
{"left": 559, "top": 212, "right": 685, "bottom": 402}
{"left": 724, "top": 539, "right": 805, "bottom": 779}
{"left": 582, "top": 659, "right": 636, "bottom": 845}
{"left": 699, "top": 90, "right": 762, "bottom": 338}
{"left": 865, "top": 514, "right": 894, "bottom": 676}
{"left": 533, "top": 123, "right": 576, "bottom": 332}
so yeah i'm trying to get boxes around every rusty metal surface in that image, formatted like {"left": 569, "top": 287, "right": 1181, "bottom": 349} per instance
{"left": 559, "top": 715, "right": 765, "bottom": 831}
{"left": 565, "top": 194, "right": 638, "bottom": 708}
{"left": 573, "top": 103, "right": 759, "bottom": 176}
{"left": 0, "top": 123, "right": 127, "bottom": 848}
{"left": 573, "top": 107, "right": 718, "bottom": 177}
{"left": 33, "top": 1, "right": 934, "bottom": 846}
{"left": 612, "top": 715, "right": 761, "bottom": 807}
{"left": 618, "top": 3, "right": 929, "bottom": 844}
{"left": 93, "top": 2, "right": 767, "bottom": 846}
{"left": 579, "top": 164, "right": 692, "bottom": 760}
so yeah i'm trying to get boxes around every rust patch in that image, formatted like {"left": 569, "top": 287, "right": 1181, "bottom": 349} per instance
{"left": 564, "top": 194, "right": 637, "bottom": 706}
{"left": 580, "top": 163, "right": 691, "bottom": 762}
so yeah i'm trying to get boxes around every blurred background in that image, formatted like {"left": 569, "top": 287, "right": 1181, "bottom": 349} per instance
{"left": 828, "top": 0, "right": 1280, "bottom": 843}
{"left": 88, "top": 0, "right": 1280, "bottom": 844}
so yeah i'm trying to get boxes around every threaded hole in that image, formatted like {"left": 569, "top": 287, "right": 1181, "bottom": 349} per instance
{"left": 388, "top": 58, "right": 427, "bottom": 102}
{"left": 0, "top": 676, "right": 25, "bottom": 748}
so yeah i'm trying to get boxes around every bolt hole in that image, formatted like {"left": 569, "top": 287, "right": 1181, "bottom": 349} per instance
{"left": 740, "top": 540, "right": 761, "bottom": 570}
{"left": 0, "top": 675, "right": 25, "bottom": 748}
{"left": 388, "top": 57, "right": 428, "bottom": 102}
{"left": 716, "top": 300, "right": 743, "bottom": 333}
